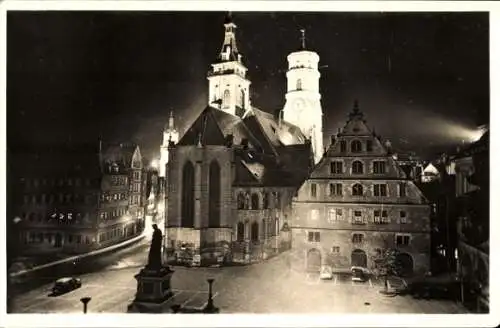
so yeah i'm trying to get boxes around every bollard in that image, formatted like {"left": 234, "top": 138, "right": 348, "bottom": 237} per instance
{"left": 80, "top": 297, "right": 91, "bottom": 314}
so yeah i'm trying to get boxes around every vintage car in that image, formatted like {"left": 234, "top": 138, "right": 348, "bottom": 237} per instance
{"left": 52, "top": 277, "right": 82, "bottom": 295}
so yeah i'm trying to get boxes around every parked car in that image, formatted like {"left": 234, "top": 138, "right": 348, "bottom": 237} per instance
{"left": 51, "top": 277, "right": 82, "bottom": 295}
{"left": 320, "top": 265, "right": 333, "bottom": 280}
{"left": 351, "top": 266, "right": 369, "bottom": 282}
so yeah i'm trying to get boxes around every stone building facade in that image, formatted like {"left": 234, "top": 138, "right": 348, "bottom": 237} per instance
{"left": 291, "top": 103, "right": 431, "bottom": 276}
{"left": 11, "top": 141, "right": 146, "bottom": 257}
{"left": 164, "top": 15, "right": 314, "bottom": 265}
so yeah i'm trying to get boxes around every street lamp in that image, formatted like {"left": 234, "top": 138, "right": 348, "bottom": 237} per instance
{"left": 80, "top": 297, "right": 91, "bottom": 314}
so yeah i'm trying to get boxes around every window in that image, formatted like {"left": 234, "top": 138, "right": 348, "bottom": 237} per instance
{"left": 373, "top": 161, "right": 386, "bottom": 174}
{"left": 133, "top": 183, "right": 140, "bottom": 193}
{"left": 340, "top": 140, "right": 347, "bottom": 153}
{"left": 352, "top": 184, "right": 363, "bottom": 196}
{"left": 374, "top": 210, "right": 381, "bottom": 223}
{"left": 240, "top": 89, "right": 245, "bottom": 108}
{"left": 331, "top": 246, "right": 340, "bottom": 253}
{"left": 330, "top": 161, "right": 343, "bottom": 174}
{"left": 251, "top": 193, "right": 260, "bottom": 210}
{"left": 352, "top": 161, "right": 364, "bottom": 174}
{"left": 396, "top": 234, "right": 411, "bottom": 246}
{"left": 263, "top": 192, "right": 270, "bottom": 209}
{"left": 310, "top": 209, "right": 319, "bottom": 221}
{"left": 296, "top": 79, "right": 302, "bottom": 90}
{"left": 310, "top": 183, "right": 317, "bottom": 197}
{"left": 237, "top": 193, "right": 245, "bottom": 209}
{"left": 352, "top": 233, "right": 364, "bottom": 244}
{"left": 351, "top": 140, "right": 362, "bottom": 153}
{"left": 353, "top": 210, "right": 364, "bottom": 224}
{"left": 237, "top": 222, "right": 245, "bottom": 241}
{"left": 374, "top": 210, "right": 389, "bottom": 224}
{"left": 398, "top": 182, "right": 406, "bottom": 197}
{"left": 366, "top": 140, "right": 373, "bottom": 152}
{"left": 329, "top": 183, "right": 342, "bottom": 196}
{"left": 400, "top": 211, "right": 407, "bottom": 224}
{"left": 223, "top": 90, "right": 230, "bottom": 108}
{"left": 374, "top": 184, "right": 388, "bottom": 197}
{"left": 308, "top": 231, "right": 321, "bottom": 242}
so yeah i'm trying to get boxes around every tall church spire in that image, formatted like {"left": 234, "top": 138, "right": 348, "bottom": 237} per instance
{"left": 168, "top": 111, "right": 174, "bottom": 129}
{"left": 218, "top": 12, "right": 241, "bottom": 63}
{"left": 300, "top": 28, "right": 306, "bottom": 50}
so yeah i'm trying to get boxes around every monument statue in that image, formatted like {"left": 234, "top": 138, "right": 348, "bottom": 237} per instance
{"left": 146, "top": 224, "right": 163, "bottom": 270}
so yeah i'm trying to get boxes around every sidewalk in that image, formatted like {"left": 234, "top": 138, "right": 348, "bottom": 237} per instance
{"left": 10, "top": 233, "right": 146, "bottom": 278}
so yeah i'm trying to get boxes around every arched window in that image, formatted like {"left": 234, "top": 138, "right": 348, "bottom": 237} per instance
{"left": 352, "top": 183, "right": 363, "bottom": 196}
{"left": 251, "top": 222, "right": 259, "bottom": 242}
{"left": 240, "top": 89, "right": 245, "bottom": 109}
{"left": 237, "top": 193, "right": 245, "bottom": 209}
{"left": 296, "top": 79, "right": 303, "bottom": 90}
{"left": 263, "top": 192, "right": 270, "bottom": 209}
{"left": 223, "top": 90, "right": 230, "bottom": 108}
{"left": 351, "top": 140, "right": 362, "bottom": 153}
{"left": 244, "top": 193, "right": 251, "bottom": 209}
{"left": 208, "top": 160, "right": 221, "bottom": 227}
{"left": 352, "top": 161, "right": 364, "bottom": 174}
{"left": 181, "top": 161, "right": 195, "bottom": 227}
{"left": 237, "top": 222, "right": 245, "bottom": 241}
{"left": 251, "top": 193, "right": 260, "bottom": 210}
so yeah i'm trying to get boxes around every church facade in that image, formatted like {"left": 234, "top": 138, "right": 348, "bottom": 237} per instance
{"left": 291, "top": 103, "right": 431, "bottom": 275}
{"left": 164, "top": 15, "right": 320, "bottom": 264}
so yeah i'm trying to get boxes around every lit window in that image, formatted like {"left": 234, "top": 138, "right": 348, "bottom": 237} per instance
{"left": 310, "top": 209, "right": 319, "bottom": 221}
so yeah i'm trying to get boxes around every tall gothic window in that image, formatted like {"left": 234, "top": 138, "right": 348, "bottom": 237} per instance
{"left": 251, "top": 222, "right": 259, "bottom": 242}
{"left": 251, "top": 193, "right": 260, "bottom": 210}
{"left": 237, "top": 222, "right": 245, "bottom": 241}
{"left": 296, "top": 79, "right": 303, "bottom": 90}
{"left": 223, "top": 90, "right": 230, "bottom": 108}
{"left": 208, "top": 160, "right": 221, "bottom": 227}
{"left": 237, "top": 192, "right": 245, "bottom": 209}
{"left": 263, "top": 192, "right": 270, "bottom": 209}
{"left": 181, "top": 161, "right": 195, "bottom": 227}
{"left": 352, "top": 161, "right": 364, "bottom": 174}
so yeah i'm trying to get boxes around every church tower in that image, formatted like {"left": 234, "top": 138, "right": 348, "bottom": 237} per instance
{"left": 282, "top": 29, "right": 324, "bottom": 164}
{"left": 207, "top": 13, "right": 252, "bottom": 118}
{"left": 159, "top": 111, "right": 179, "bottom": 177}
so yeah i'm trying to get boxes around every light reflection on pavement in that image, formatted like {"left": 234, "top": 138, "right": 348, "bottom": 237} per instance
{"left": 11, "top": 252, "right": 469, "bottom": 314}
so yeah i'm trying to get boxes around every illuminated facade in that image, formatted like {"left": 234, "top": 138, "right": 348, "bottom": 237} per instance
{"left": 282, "top": 30, "right": 324, "bottom": 164}
{"left": 12, "top": 142, "right": 146, "bottom": 257}
{"left": 165, "top": 15, "right": 314, "bottom": 265}
{"left": 159, "top": 111, "right": 179, "bottom": 177}
{"left": 291, "top": 102, "right": 431, "bottom": 275}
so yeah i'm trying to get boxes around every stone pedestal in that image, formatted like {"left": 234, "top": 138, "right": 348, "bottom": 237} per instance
{"left": 127, "top": 266, "right": 174, "bottom": 313}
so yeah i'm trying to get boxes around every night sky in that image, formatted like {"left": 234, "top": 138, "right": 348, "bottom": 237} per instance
{"left": 7, "top": 11, "right": 489, "bottom": 161}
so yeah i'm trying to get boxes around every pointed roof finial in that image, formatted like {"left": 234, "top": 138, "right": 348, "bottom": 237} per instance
{"left": 300, "top": 28, "right": 306, "bottom": 50}
{"left": 168, "top": 111, "right": 174, "bottom": 129}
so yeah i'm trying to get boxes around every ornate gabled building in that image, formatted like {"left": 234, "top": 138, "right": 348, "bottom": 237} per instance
{"left": 164, "top": 15, "right": 315, "bottom": 265}
{"left": 291, "top": 102, "right": 431, "bottom": 276}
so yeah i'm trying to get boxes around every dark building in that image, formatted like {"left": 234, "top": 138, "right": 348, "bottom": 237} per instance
{"left": 9, "top": 141, "right": 145, "bottom": 262}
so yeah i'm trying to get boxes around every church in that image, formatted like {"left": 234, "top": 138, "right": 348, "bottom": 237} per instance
{"left": 163, "top": 14, "right": 324, "bottom": 264}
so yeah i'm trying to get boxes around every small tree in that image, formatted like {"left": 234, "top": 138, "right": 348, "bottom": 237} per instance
{"left": 371, "top": 235, "right": 404, "bottom": 292}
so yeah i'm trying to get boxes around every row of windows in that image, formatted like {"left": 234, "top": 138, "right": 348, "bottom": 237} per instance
{"left": 330, "top": 160, "right": 387, "bottom": 174}
{"left": 110, "top": 176, "right": 128, "bottom": 186}
{"left": 307, "top": 231, "right": 411, "bottom": 246}
{"left": 21, "top": 212, "right": 90, "bottom": 224}
{"left": 235, "top": 218, "right": 280, "bottom": 242}
{"left": 236, "top": 192, "right": 282, "bottom": 210}
{"left": 338, "top": 139, "right": 374, "bottom": 153}
{"left": 21, "top": 178, "right": 92, "bottom": 188}
{"left": 132, "top": 183, "right": 141, "bottom": 193}
{"left": 100, "top": 193, "right": 127, "bottom": 202}
{"left": 24, "top": 232, "right": 92, "bottom": 246}
{"left": 311, "top": 182, "right": 406, "bottom": 197}
{"left": 99, "top": 227, "right": 124, "bottom": 243}
{"left": 100, "top": 208, "right": 128, "bottom": 220}
{"left": 311, "top": 208, "right": 408, "bottom": 224}
{"left": 23, "top": 193, "right": 94, "bottom": 205}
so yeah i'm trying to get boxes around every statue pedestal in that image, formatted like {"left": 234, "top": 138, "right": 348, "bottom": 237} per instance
{"left": 127, "top": 266, "right": 174, "bottom": 313}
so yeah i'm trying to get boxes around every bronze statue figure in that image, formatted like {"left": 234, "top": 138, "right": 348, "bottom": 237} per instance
{"left": 146, "top": 224, "right": 163, "bottom": 270}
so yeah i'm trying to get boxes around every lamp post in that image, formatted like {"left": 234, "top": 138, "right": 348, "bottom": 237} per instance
{"left": 80, "top": 297, "right": 91, "bottom": 314}
{"left": 203, "top": 278, "right": 219, "bottom": 313}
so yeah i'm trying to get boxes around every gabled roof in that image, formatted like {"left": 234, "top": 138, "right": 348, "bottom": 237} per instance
{"left": 101, "top": 142, "right": 141, "bottom": 170}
